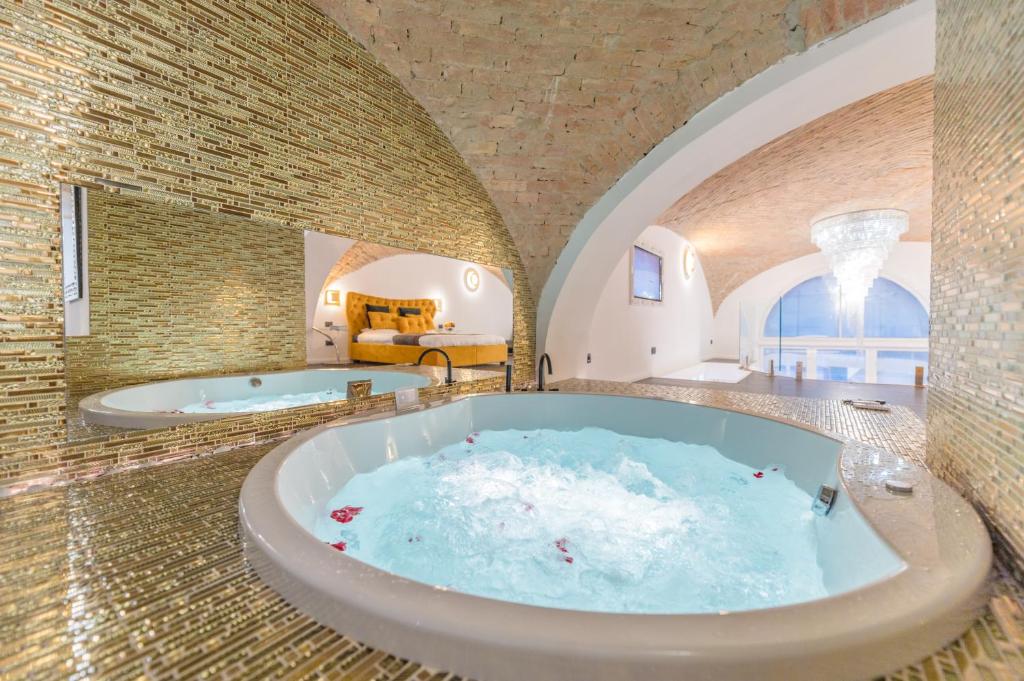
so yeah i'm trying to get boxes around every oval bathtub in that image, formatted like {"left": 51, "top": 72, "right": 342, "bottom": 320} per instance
{"left": 239, "top": 392, "right": 991, "bottom": 681}
{"left": 79, "top": 367, "right": 434, "bottom": 429}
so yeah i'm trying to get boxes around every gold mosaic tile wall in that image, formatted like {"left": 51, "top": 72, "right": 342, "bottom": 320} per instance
{"left": 67, "top": 191, "right": 306, "bottom": 396}
{"left": 0, "top": 9, "right": 67, "bottom": 454}
{"left": 0, "top": 0, "right": 533, "bottom": 484}
{"left": 928, "top": 0, "right": 1024, "bottom": 571}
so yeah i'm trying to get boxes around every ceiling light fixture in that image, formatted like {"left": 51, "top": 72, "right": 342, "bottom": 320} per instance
{"left": 810, "top": 209, "right": 907, "bottom": 305}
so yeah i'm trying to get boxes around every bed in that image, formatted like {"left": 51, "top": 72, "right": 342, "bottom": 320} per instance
{"left": 345, "top": 292, "right": 509, "bottom": 367}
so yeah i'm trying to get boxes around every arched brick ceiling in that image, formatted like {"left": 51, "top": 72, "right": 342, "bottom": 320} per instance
{"left": 659, "top": 75, "right": 933, "bottom": 310}
{"left": 311, "top": 0, "right": 908, "bottom": 298}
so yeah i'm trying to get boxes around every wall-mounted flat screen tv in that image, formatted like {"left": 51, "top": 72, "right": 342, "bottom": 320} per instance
{"left": 631, "top": 245, "right": 663, "bottom": 302}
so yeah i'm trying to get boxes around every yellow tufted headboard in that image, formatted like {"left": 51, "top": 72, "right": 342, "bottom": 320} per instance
{"left": 345, "top": 291, "right": 438, "bottom": 339}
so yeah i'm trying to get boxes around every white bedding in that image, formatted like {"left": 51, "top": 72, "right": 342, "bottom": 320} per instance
{"left": 418, "top": 332, "right": 507, "bottom": 347}
{"left": 355, "top": 329, "right": 506, "bottom": 347}
{"left": 356, "top": 329, "right": 400, "bottom": 344}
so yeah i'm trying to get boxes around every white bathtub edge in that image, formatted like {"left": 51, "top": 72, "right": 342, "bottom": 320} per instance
{"left": 78, "top": 366, "right": 445, "bottom": 429}
{"left": 239, "top": 391, "right": 991, "bottom": 681}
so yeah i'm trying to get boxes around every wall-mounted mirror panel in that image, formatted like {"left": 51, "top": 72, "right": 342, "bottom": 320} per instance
{"left": 306, "top": 231, "right": 514, "bottom": 368}
{"left": 63, "top": 188, "right": 512, "bottom": 442}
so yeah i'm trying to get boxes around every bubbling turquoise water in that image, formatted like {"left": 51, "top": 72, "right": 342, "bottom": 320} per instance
{"left": 315, "top": 427, "right": 828, "bottom": 614}
{"left": 179, "top": 389, "right": 347, "bottom": 413}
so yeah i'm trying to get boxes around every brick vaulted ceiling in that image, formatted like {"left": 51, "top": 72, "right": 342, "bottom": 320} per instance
{"left": 660, "top": 75, "right": 933, "bottom": 309}
{"left": 311, "top": 0, "right": 908, "bottom": 299}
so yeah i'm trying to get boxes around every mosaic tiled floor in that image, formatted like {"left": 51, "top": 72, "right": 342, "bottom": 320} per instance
{"left": 640, "top": 369, "right": 928, "bottom": 419}
{"left": 2, "top": 381, "right": 1023, "bottom": 680}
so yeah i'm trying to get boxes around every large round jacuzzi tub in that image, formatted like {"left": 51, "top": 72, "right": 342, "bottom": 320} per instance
{"left": 239, "top": 392, "right": 991, "bottom": 681}
{"left": 78, "top": 367, "right": 434, "bottom": 429}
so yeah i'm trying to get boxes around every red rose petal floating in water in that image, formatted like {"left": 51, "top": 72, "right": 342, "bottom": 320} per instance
{"left": 753, "top": 471, "right": 765, "bottom": 479}
{"left": 329, "top": 540, "right": 347, "bottom": 551}
{"left": 554, "top": 538, "right": 575, "bottom": 564}
{"left": 465, "top": 436, "right": 475, "bottom": 444}
{"left": 330, "top": 505, "right": 364, "bottom": 523}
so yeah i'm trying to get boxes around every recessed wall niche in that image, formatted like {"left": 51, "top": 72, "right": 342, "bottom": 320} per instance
{"left": 65, "top": 191, "right": 307, "bottom": 400}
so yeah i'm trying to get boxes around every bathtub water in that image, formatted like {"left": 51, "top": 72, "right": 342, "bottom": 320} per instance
{"left": 79, "top": 367, "right": 433, "bottom": 429}
{"left": 240, "top": 392, "right": 991, "bottom": 681}
{"left": 316, "top": 426, "right": 827, "bottom": 613}
{"left": 181, "top": 388, "right": 348, "bottom": 413}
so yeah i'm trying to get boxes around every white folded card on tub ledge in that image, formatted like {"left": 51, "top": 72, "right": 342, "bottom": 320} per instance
{"left": 394, "top": 387, "right": 421, "bottom": 413}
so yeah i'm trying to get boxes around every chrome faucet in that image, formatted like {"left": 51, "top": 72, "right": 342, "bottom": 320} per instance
{"left": 311, "top": 326, "right": 343, "bottom": 365}
{"left": 417, "top": 348, "right": 453, "bottom": 385}
{"left": 537, "top": 353, "right": 552, "bottom": 391}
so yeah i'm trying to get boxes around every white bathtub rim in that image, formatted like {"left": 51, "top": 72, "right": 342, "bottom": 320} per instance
{"left": 78, "top": 365, "right": 443, "bottom": 428}
{"left": 239, "top": 391, "right": 991, "bottom": 681}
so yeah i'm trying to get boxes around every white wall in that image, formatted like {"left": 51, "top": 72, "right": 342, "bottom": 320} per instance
{"left": 713, "top": 242, "right": 931, "bottom": 359}
{"left": 304, "top": 231, "right": 355, "bottom": 364}
{"left": 313, "top": 253, "right": 513, "bottom": 356}
{"left": 582, "top": 226, "right": 713, "bottom": 382}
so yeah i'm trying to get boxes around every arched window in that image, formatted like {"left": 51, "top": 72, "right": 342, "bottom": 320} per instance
{"left": 863, "top": 278, "right": 929, "bottom": 338}
{"left": 764, "top": 276, "right": 927, "bottom": 338}
{"left": 760, "top": 275, "right": 928, "bottom": 385}
{"left": 764, "top": 277, "right": 835, "bottom": 336}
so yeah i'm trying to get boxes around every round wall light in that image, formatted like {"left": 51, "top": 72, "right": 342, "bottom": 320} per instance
{"left": 682, "top": 245, "right": 696, "bottom": 280}
{"left": 463, "top": 267, "right": 481, "bottom": 292}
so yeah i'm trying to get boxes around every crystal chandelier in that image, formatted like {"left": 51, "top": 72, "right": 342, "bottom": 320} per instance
{"left": 810, "top": 209, "right": 908, "bottom": 305}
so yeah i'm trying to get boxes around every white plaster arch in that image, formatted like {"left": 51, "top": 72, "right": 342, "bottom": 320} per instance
{"left": 539, "top": 0, "right": 935, "bottom": 380}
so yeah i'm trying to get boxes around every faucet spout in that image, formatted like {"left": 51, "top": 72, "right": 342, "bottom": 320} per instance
{"left": 537, "top": 353, "right": 552, "bottom": 391}
{"left": 311, "top": 326, "right": 343, "bottom": 365}
{"left": 417, "top": 348, "right": 453, "bottom": 385}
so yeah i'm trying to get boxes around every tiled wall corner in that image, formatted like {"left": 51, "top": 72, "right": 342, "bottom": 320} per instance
{"left": 928, "top": 0, "right": 1024, "bottom": 569}
{"left": 0, "top": 3, "right": 71, "bottom": 453}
